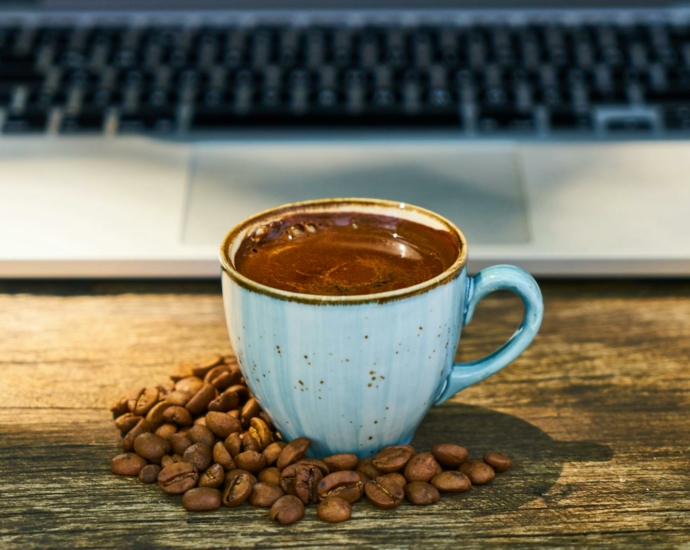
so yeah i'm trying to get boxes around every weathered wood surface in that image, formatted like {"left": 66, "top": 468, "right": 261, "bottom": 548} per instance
{"left": 0, "top": 280, "right": 689, "bottom": 549}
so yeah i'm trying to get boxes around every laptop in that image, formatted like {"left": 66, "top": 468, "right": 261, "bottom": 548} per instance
{"left": 1, "top": 0, "right": 689, "bottom": 278}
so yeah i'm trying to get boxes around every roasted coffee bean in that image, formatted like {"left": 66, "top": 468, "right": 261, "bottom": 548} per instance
{"left": 205, "top": 411, "right": 242, "bottom": 439}
{"left": 317, "top": 497, "right": 351, "bottom": 523}
{"left": 323, "top": 453, "right": 358, "bottom": 472}
{"left": 134, "top": 433, "right": 171, "bottom": 463}
{"left": 431, "top": 471, "right": 472, "bottom": 493}
{"left": 404, "top": 452, "right": 440, "bottom": 482}
{"left": 158, "top": 462, "right": 199, "bottom": 495}
{"left": 185, "top": 384, "right": 218, "bottom": 415}
{"left": 281, "top": 463, "right": 323, "bottom": 504}
{"left": 199, "top": 463, "right": 225, "bottom": 488}
{"left": 169, "top": 433, "right": 193, "bottom": 456}
{"left": 183, "top": 487, "right": 222, "bottom": 511}
{"left": 154, "top": 423, "right": 178, "bottom": 440}
{"left": 207, "top": 390, "right": 239, "bottom": 413}
{"left": 356, "top": 458, "right": 382, "bottom": 480}
{"left": 228, "top": 409, "right": 241, "bottom": 419}
{"left": 191, "top": 354, "right": 223, "bottom": 378}
{"left": 125, "top": 387, "right": 144, "bottom": 412}
{"left": 249, "top": 482, "right": 285, "bottom": 507}
{"left": 110, "top": 395, "right": 129, "bottom": 418}
{"left": 169, "top": 362, "right": 194, "bottom": 382}
{"left": 213, "top": 442, "right": 236, "bottom": 470}
{"left": 146, "top": 401, "right": 173, "bottom": 426}
{"left": 241, "top": 398, "right": 261, "bottom": 428}
{"left": 483, "top": 451, "right": 512, "bottom": 473}
{"left": 115, "top": 413, "right": 142, "bottom": 434}
{"left": 432, "top": 443, "right": 469, "bottom": 468}
{"left": 183, "top": 443, "right": 213, "bottom": 471}
{"left": 294, "top": 458, "right": 330, "bottom": 476}
{"left": 258, "top": 467, "right": 282, "bottom": 487}
{"left": 373, "top": 445, "right": 415, "bottom": 473}
{"left": 178, "top": 427, "right": 191, "bottom": 437}
{"left": 205, "top": 365, "right": 239, "bottom": 390}
{"left": 259, "top": 412, "right": 274, "bottom": 430}
{"left": 404, "top": 481, "right": 440, "bottom": 505}
{"left": 241, "top": 432, "right": 262, "bottom": 453}
{"left": 187, "top": 425, "right": 215, "bottom": 447}
{"left": 132, "top": 386, "right": 159, "bottom": 416}
{"left": 165, "top": 390, "right": 193, "bottom": 407}
{"left": 459, "top": 460, "right": 495, "bottom": 485}
{"left": 383, "top": 472, "right": 407, "bottom": 487}
{"left": 162, "top": 406, "right": 193, "bottom": 427}
{"left": 139, "top": 464, "right": 161, "bottom": 483}
{"left": 194, "top": 416, "right": 207, "bottom": 426}
{"left": 176, "top": 375, "right": 204, "bottom": 396}
{"left": 204, "top": 364, "right": 229, "bottom": 383}
{"left": 226, "top": 384, "right": 250, "bottom": 405}
{"left": 262, "top": 442, "right": 286, "bottom": 466}
{"left": 364, "top": 476, "right": 405, "bottom": 509}
{"left": 249, "top": 417, "right": 273, "bottom": 449}
{"left": 276, "top": 438, "right": 311, "bottom": 470}
{"left": 161, "top": 455, "right": 176, "bottom": 468}
{"left": 224, "top": 433, "right": 242, "bottom": 457}
{"left": 270, "top": 495, "right": 304, "bottom": 525}
{"left": 222, "top": 469, "right": 257, "bottom": 507}
{"left": 157, "top": 380, "right": 175, "bottom": 396}
{"left": 234, "top": 450, "right": 266, "bottom": 474}
{"left": 122, "top": 419, "right": 153, "bottom": 452}
{"left": 317, "top": 470, "right": 364, "bottom": 503}
{"left": 111, "top": 453, "right": 147, "bottom": 476}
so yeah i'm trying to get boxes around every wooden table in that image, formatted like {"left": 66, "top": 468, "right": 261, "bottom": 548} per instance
{"left": 1, "top": 280, "right": 689, "bottom": 548}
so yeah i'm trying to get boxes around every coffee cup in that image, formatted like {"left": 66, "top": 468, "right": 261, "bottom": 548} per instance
{"left": 220, "top": 198, "right": 543, "bottom": 458}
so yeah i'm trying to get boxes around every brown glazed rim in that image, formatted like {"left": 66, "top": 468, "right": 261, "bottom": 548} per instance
{"left": 219, "top": 198, "right": 468, "bottom": 305}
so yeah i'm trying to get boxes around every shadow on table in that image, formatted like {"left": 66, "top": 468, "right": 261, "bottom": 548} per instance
{"left": 412, "top": 402, "right": 613, "bottom": 516}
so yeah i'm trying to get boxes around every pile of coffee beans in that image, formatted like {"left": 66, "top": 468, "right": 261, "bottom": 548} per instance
{"left": 110, "top": 353, "right": 512, "bottom": 524}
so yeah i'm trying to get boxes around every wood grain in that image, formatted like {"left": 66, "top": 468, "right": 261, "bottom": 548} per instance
{"left": 1, "top": 280, "right": 689, "bottom": 549}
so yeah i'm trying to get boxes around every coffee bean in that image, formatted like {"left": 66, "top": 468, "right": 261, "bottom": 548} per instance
{"left": 404, "top": 481, "right": 440, "bottom": 505}
{"left": 191, "top": 354, "right": 223, "bottom": 378}
{"left": 122, "top": 419, "right": 153, "bottom": 452}
{"left": 207, "top": 390, "right": 239, "bottom": 413}
{"left": 249, "top": 482, "right": 285, "bottom": 507}
{"left": 373, "top": 445, "right": 415, "bottom": 473}
{"left": 165, "top": 390, "right": 193, "bottom": 407}
{"left": 241, "top": 432, "right": 262, "bottom": 453}
{"left": 162, "top": 406, "right": 193, "bottom": 427}
{"left": 169, "top": 433, "right": 193, "bottom": 456}
{"left": 156, "top": 380, "right": 174, "bottom": 398}
{"left": 183, "top": 443, "right": 213, "bottom": 471}
{"left": 431, "top": 471, "right": 472, "bottom": 493}
{"left": 226, "top": 384, "right": 250, "bottom": 405}
{"left": 182, "top": 487, "right": 222, "bottom": 511}
{"left": 259, "top": 412, "right": 274, "bottom": 430}
{"left": 241, "top": 398, "right": 261, "bottom": 428}
{"left": 145, "top": 401, "right": 173, "bottom": 426}
{"left": 249, "top": 417, "right": 273, "bottom": 449}
{"left": 178, "top": 427, "right": 191, "bottom": 437}
{"left": 213, "top": 441, "right": 236, "bottom": 471}
{"left": 459, "top": 460, "right": 495, "bottom": 485}
{"left": 111, "top": 453, "right": 147, "bottom": 476}
{"left": 110, "top": 395, "right": 129, "bottom": 419}
{"left": 432, "top": 443, "right": 469, "bottom": 468}
{"left": 160, "top": 455, "right": 176, "bottom": 468}
{"left": 222, "top": 469, "right": 257, "bottom": 507}
{"left": 194, "top": 416, "right": 207, "bottom": 426}
{"left": 139, "top": 464, "right": 161, "bottom": 484}
{"left": 383, "top": 472, "right": 407, "bottom": 487}
{"left": 175, "top": 375, "right": 204, "bottom": 396}
{"left": 185, "top": 384, "right": 218, "bottom": 416}
{"left": 125, "top": 387, "right": 144, "bottom": 412}
{"left": 258, "top": 467, "right": 282, "bottom": 487}
{"left": 356, "top": 458, "right": 382, "bottom": 480}
{"left": 199, "top": 463, "right": 225, "bottom": 488}
{"left": 483, "top": 451, "right": 512, "bottom": 473}
{"left": 317, "top": 497, "right": 351, "bottom": 523}
{"left": 276, "top": 438, "right": 310, "bottom": 470}
{"left": 294, "top": 458, "right": 330, "bottom": 476}
{"left": 134, "top": 433, "right": 171, "bottom": 463}
{"left": 132, "top": 386, "right": 159, "bottom": 416}
{"left": 262, "top": 442, "right": 286, "bottom": 466}
{"left": 205, "top": 411, "right": 242, "bottom": 439}
{"left": 281, "top": 463, "right": 323, "bottom": 504}
{"left": 224, "top": 433, "right": 242, "bottom": 457}
{"left": 207, "top": 369, "right": 239, "bottom": 392}
{"left": 169, "top": 362, "right": 194, "bottom": 382}
{"left": 317, "top": 470, "right": 364, "bottom": 503}
{"left": 270, "top": 495, "right": 304, "bottom": 525}
{"left": 323, "top": 453, "right": 359, "bottom": 472}
{"left": 364, "top": 476, "right": 404, "bottom": 509}
{"left": 158, "top": 462, "right": 199, "bottom": 495}
{"left": 115, "top": 413, "right": 142, "bottom": 434}
{"left": 187, "top": 425, "right": 215, "bottom": 447}
{"left": 404, "top": 452, "right": 440, "bottom": 482}
{"left": 234, "top": 450, "right": 267, "bottom": 474}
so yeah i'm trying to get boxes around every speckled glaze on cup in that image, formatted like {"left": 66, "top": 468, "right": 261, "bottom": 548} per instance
{"left": 220, "top": 199, "right": 543, "bottom": 458}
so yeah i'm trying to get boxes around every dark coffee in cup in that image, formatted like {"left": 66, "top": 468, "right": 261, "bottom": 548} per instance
{"left": 234, "top": 211, "right": 460, "bottom": 296}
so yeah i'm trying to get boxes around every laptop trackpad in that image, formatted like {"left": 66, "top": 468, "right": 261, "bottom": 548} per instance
{"left": 183, "top": 142, "right": 529, "bottom": 246}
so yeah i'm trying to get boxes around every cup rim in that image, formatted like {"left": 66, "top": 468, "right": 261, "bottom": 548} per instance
{"left": 219, "top": 198, "right": 468, "bottom": 305}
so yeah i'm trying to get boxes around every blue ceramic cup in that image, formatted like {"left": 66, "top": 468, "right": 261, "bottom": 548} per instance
{"left": 220, "top": 199, "right": 543, "bottom": 458}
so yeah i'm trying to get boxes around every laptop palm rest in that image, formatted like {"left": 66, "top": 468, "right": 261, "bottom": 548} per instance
{"left": 182, "top": 141, "right": 530, "bottom": 247}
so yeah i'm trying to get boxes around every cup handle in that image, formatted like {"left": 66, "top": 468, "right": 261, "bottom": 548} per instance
{"left": 434, "top": 265, "right": 544, "bottom": 405}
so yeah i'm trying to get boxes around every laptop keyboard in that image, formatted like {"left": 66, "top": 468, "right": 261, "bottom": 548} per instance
{"left": 1, "top": 22, "right": 689, "bottom": 136}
